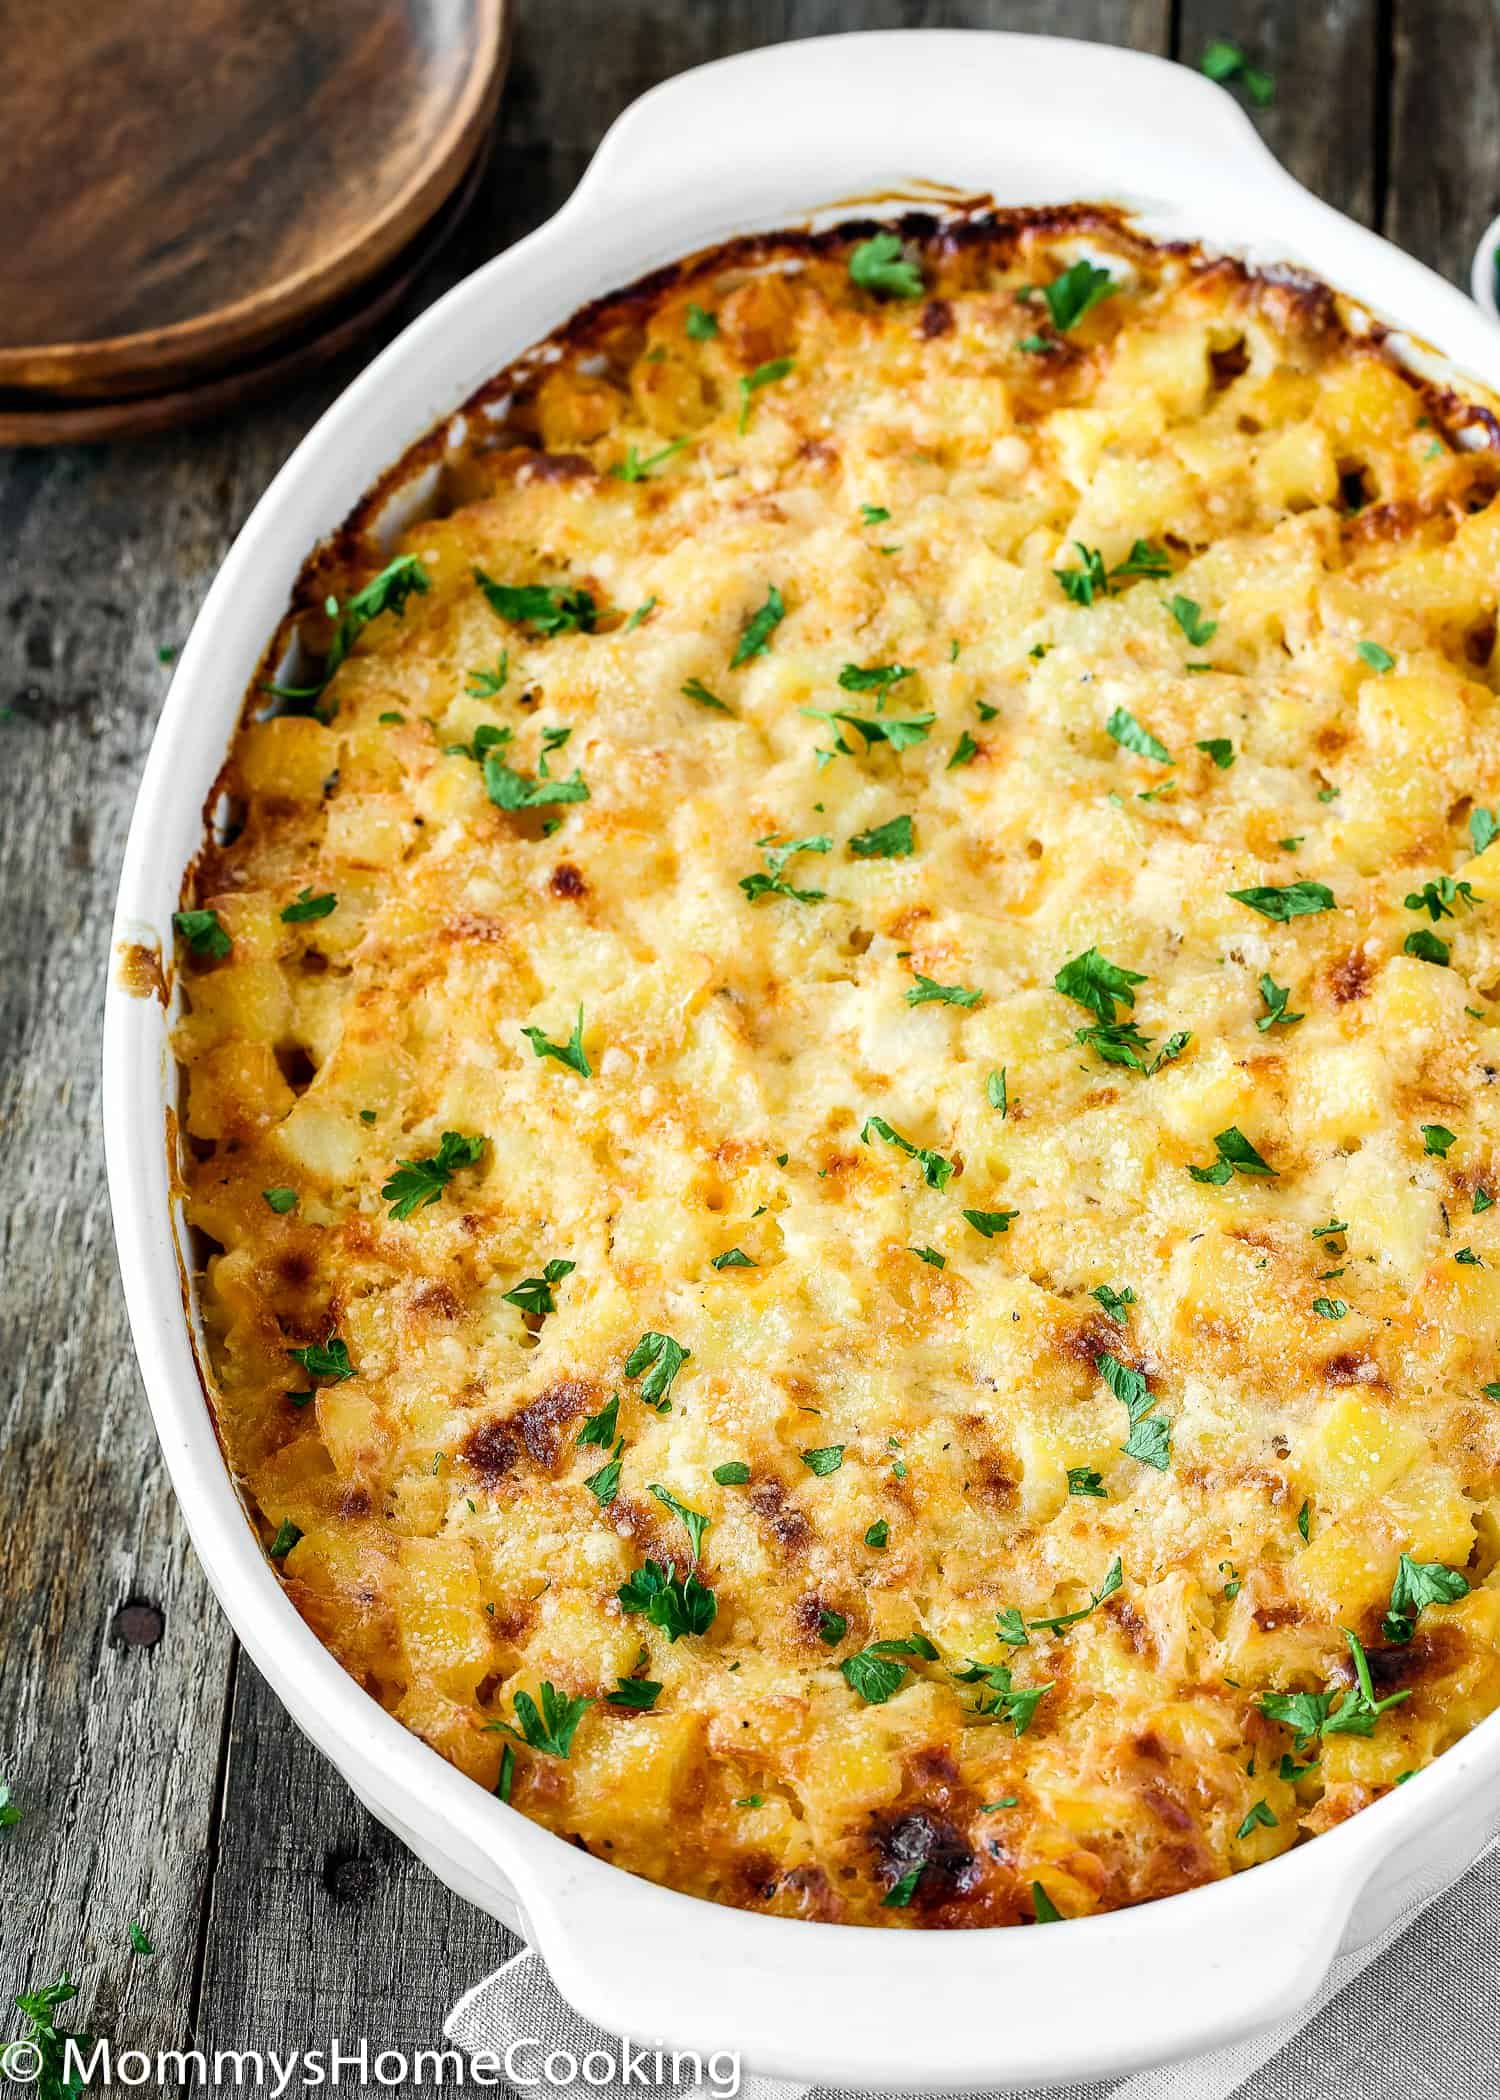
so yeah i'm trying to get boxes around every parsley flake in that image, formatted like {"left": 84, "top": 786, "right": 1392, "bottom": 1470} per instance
{"left": 848, "top": 813, "right": 914, "bottom": 858}
{"left": 906, "top": 971, "right": 982, "bottom": 1009}
{"left": 737, "top": 357, "right": 794, "bottom": 434}
{"left": 281, "top": 888, "right": 336, "bottom": 923}
{"left": 521, "top": 1006, "right": 592, "bottom": 1078}
{"left": 474, "top": 570, "right": 597, "bottom": 635}
{"left": 173, "top": 908, "right": 231, "bottom": 959}
{"left": 849, "top": 233, "right": 924, "bottom": 300}
{"left": 625, "top": 1330, "right": 691, "bottom": 1408}
{"left": 740, "top": 832, "right": 832, "bottom": 904}
{"left": 731, "top": 585, "right": 786, "bottom": 667}
{"left": 1228, "top": 881, "right": 1336, "bottom": 920}
{"left": 1106, "top": 706, "right": 1172, "bottom": 764}
{"left": 860, "top": 1115, "right": 953, "bottom": 1190}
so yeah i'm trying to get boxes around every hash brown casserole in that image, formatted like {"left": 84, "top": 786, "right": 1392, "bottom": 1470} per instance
{"left": 174, "top": 209, "right": 1500, "bottom": 1926}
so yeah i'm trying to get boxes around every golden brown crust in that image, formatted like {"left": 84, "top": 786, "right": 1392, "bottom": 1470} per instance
{"left": 176, "top": 210, "right": 1500, "bottom": 1927}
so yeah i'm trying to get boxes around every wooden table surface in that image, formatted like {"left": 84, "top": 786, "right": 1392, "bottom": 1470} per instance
{"left": 2, "top": 0, "right": 1494, "bottom": 2078}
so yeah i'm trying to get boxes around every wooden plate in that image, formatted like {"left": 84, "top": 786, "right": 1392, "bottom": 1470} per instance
{"left": 0, "top": 0, "right": 510, "bottom": 398}
{"left": 0, "top": 140, "right": 489, "bottom": 448}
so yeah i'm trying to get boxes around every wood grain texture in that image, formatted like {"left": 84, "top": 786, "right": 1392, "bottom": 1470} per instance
{"left": 1388, "top": 0, "right": 1500, "bottom": 282}
{"left": 0, "top": 0, "right": 509, "bottom": 393}
{"left": 1174, "top": 0, "right": 1381, "bottom": 226}
{"left": 5, "top": 0, "right": 1465, "bottom": 2079}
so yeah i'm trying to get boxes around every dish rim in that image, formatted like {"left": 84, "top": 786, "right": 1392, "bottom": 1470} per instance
{"left": 103, "top": 28, "right": 1500, "bottom": 2090}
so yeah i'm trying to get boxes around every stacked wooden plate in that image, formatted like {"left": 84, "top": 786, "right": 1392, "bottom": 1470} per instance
{"left": 0, "top": 0, "right": 510, "bottom": 444}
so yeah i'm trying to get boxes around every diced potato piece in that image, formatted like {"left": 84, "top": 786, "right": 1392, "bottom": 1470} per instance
{"left": 1298, "top": 1393, "right": 1425, "bottom": 1504}
{"left": 238, "top": 717, "right": 339, "bottom": 800}
{"left": 393, "top": 1536, "right": 495, "bottom": 1701}
{"left": 185, "top": 1041, "right": 295, "bottom": 1138}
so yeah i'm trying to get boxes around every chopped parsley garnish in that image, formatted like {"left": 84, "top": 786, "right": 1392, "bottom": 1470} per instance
{"left": 865, "top": 1519, "right": 889, "bottom": 1548}
{"left": 1297, "top": 1499, "right": 1312, "bottom": 1542}
{"left": 906, "top": 971, "right": 983, "bottom": 1009}
{"left": 624, "top": 1330, "right": 691, "bottom": 1408}
{"left": 860, "top": 504, "right": 892, "bottom": 527}
{"left": 263, "top": 555, "right": 431, "bottom": 708}
{"left": 1030, "top": 1555, "right": 1123, "bottom": 1632}
{"left": 817, "top": 1609, "right": 848, "bottom": 1647}
{"left": 483, "top": 739, "right": 590, "bottom": 811}
{"left": 1106, "top": 706, "right": 1172, "bottom": 764}
{"left": 682, "top": 677, "right": 732, "bottom": 713}
{"left": 618, "top": 1560, "right": 717, "bottom": 1641}
{"left": 910, "top": 1244, "right": 946, "bottom": 1268}
{"left": 1404, "top": 929, "right": 1450, "bottom": 966}
{"left": 1197, "top": 737, "right": 1235, "bottom": 768}
{"left": 286, "top": 1336, "right": 353, "bottom": 1382}
{"left": 1405, "top": 874, "right": 1480, "bottom": 921}
{"left": 1382, "top": 1554, "right": 1469, "bottom": 1644}
{"left": 584, "top": 1440, "right": 625, "bottom": 1506}
{"left": 647, "top": 1483, "right": 711, "bottom": 1564}
{"left": 1055, "top": 946, "right": 1146, "bottom": 1024}
{"left": 1422, "top": 1124, "right": 1457, "bottom": 1158}
{"left": 1201, "top": 38, "right": 1274, "bottom": 104}
{"left": 882, "top": 1863, "right": 925, "bottom": 1908}
{"left": 1357, "top": 641, "right": 1395, "bottom": 673}
{"left": 739, "top": 832, "right": 832, "bottom": 904}
{"left": 849, "top": 232, "right": 924, "bottom": 300}
{"left": 281, "top": 888, "right": 336, "bottom": 923}
{"left": 521, "top": 1005, "right": 591, "bottom": 1077}
{"left": 262, "top": 1187, "right": 298, "bottom": 1214}
{"left": 576, "top": 1394, "right": 620, "bottom": 1448}
{"left": 685, "top": 302, "right": 718, "bottom": 339}
{"left": 1075, "top": 1019, "right": 1188, "bottom": 1075}
{"left": 1189, "top": 1125, "right": 1277, "bottom": 1184}
{"left": 1067, "top": 1467, "right": 1107, "bottom": 1498}
{"left": 951, "top": 1658, "right": 1052, "bottom": 1733}
{"left": 710, "top": 1247, "right": 756, "bottom": 1270}
{"left": 1221, "top": 1561, "right": 1243, "bottom": 1600}
{"left": 1471, "top": 807, "right": 1500, "bottom": 856}
{"left": 713, "top": 1461, "right": 751, "bottom": 1486}
{"left": 625, "top": 597, "right": 657, "bottom": 631}
{"left": 948, "top": 729, "right": 980, "bottom": 770}
{"left": 1228, "top": 881, "right": 1336, "bottom": 920}
{"left": 1477, "top": 1188, "right": 1495, "bottom": 1214}
{"left": 838, "top": 662, "right": 915, "bottom": 696}
{"left": 1312, "top": 1297, "right": 1348, "bottom": 1320}
{"left": 1031, "top": 1883, "right": 1064, "bottom": 1923}
{"left": 173, "top": 908, "right": 231, "bottom": 959}
{"left": 474, "top": 569, "right": 597, "bottom": 635}
{"left": 1259, "top": 1629, "right": 1411, "bottom": 1747}
{"left": 608, "top": 1676, "right": 664, "bottom": 1710}
{"left": 382, "top": 1131, "right": 486, "bottom": 1219}
{"left": 860, "top": 1114, "right": 953, "bottom": 1190}
{"left": 963, "top": 1208, "right": 1018, "bottom": 1238}
{"left": 801, "top": 1445, "right": 846, "bottom": 1476}
{"left": 839, "top": 1636, "right": 937, "bottom": 1704}
{"left": 1100, "top": 1350, "right": 1171, "bottom": 1469}
{"left": 493, "top": 1681, "right": 591, "bottom": 1757}
{"left": 502, "top": 1257, "right": 576, "bottom": 1318}
{"left": 1257, "top": 973, "right": 1304, "bottom": 1030}
{"left": 268, "top": 1517, "right": 302, "bottom": 1560}
{"left": 1237, "top": 1800, "right": 1277, "bottom": 1840}
{"left": 1041, "top": 260, "right": 1114, "bottom": 332}
{"left": 1169, "top": 595, "right": 1218, "bottom": 647}
{"left": 611, "top": 439, "right": 689, "bottom": 482}
{"left": 849, "top": 813, "right": 914, "bottom": 858}
{"left": 1091, "top": 1283, "right": 1135, "bottom": 1324}
{"left": 466, "top": 653, "right": 508, "bottom": 697}
{"left": 737, "top": 356, "right": 794, "bottom": 433}
{"left": 731, "top": 584, "right": 786, "bottom": 666}
{"left": 985, "top": 1069, "right": 1009, "bottom": 1122}
{"left": 801, "top": 704, "right": 935, "bottom": 756}
{"left": 1054, "top": 543, "right": 1110, "bottom": 606}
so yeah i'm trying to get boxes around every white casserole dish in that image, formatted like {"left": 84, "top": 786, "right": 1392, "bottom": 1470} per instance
{"left": 104, "top": 30, "right": 1500, "bottom": 2092}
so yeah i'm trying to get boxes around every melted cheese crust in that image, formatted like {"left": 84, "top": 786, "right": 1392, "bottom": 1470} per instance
{"left": 178, "top": 214, "right": 1500, "bottom": 1926}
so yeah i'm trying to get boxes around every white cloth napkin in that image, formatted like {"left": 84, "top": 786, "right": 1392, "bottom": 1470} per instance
{"left": 446, "top": 1842, "right": 1500, "bottom": 2100}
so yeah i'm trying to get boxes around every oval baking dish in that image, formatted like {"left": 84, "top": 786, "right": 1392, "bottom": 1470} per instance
{"left": 105, "top": 30, "right": 1500, "bottom": 2091}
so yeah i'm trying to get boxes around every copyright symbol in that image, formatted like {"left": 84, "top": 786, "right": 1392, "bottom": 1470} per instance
{"left": 0, "top": 2040, "right": 41, "bottom": 2084}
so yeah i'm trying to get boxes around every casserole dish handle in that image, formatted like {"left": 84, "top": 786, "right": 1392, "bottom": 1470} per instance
{"left": 501, "top": 1824, "right": 1370, "bottom": 2090}
{"left": 564, "top": 30, "right": 1297, "bottom": 227}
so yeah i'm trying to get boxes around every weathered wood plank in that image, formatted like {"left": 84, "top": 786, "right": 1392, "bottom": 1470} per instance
{"left": 1174, "top": 0, "right": 1380, "bottom": 226}
{"left": 1388, "top": 0, "right": 1500, "bottom": 283}
{"left": 0, "top": 428, "right": 277, "bottom": 2049}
